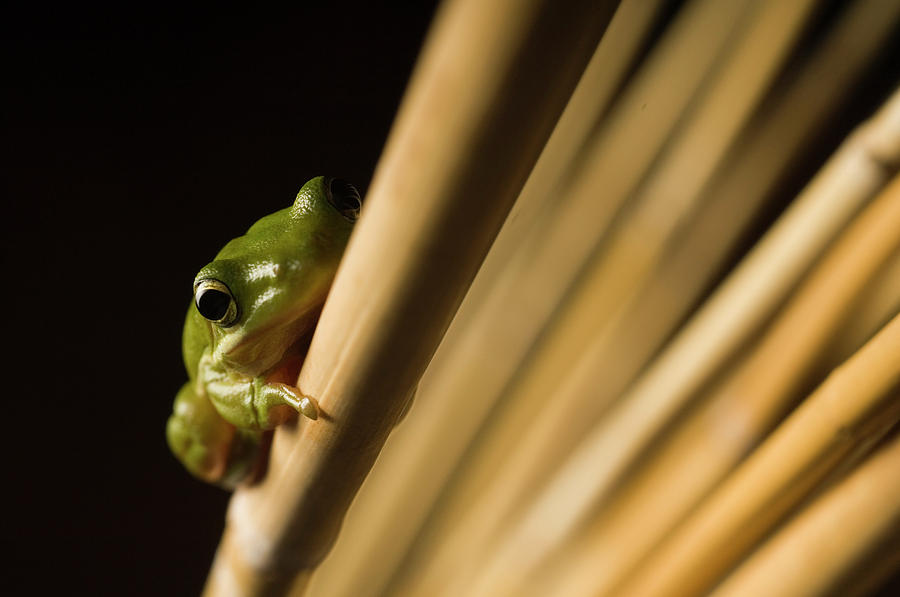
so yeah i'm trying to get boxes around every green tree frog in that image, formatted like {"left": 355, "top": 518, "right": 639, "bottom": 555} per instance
{"left": 167, "top": 176, "right": 361, "bottom": 487}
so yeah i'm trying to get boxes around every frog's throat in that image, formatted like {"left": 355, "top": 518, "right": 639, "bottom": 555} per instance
{"left": 213, "top": 327, "right": 313, "bottom": 381}
{"left": 210, "top": 302, "right": 321, "bottom": 378}
{"left": 212, "top": 336, "right": 282, "bottom": 379}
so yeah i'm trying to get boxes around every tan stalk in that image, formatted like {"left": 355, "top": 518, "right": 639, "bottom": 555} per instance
{"left": 549, "top": 165, "right": 900, "bottom": 596}
{"left": 710, "top": 431, "right": 900, "bottom": 597}
{"left": 613, "top": 310, "right": 900, "bottom": 596}
{"left": 380, "top": 0, "right": 769, "bottom": 594}
{"left": 398, "top": 0, "right": 822, "bottom": 594}
{"left": 341, "top": 0, "right": 766, "bottom": 594}
{"left": 497, "top": 73, "right": 900, "bottom": 597}
{"left": 306, "top": 2, "right": 663, "bottom": 594}
{"left": 200, "top": 0, "right": 613, "bottom": 595}
{"left": 821, "top": 246, "right": 900, "bottom": 368}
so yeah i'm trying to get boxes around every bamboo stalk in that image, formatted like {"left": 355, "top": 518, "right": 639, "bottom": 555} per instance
{"left": 397, "top": 1, "right": 822, "bottom": 594}
{"left": 200, "top": 0, "right": 612, "bottom": 594}
{"left": 710, "top": 431, "right": 900, "bottom": 597}
{"left": 613, "top": 312, "right": 900, "bottom": 597}
{"left": 795, "top": 248, "right": 900, "bottom": 493}
{"left": 304, "top": 1, "right": 644, "bottom": 595}
{"left": 491, "top": 76, "right": 900, "bottom": 597}
{"left": 822, "top": 246, "right": 900, "bottom": 369}
{"left": 549, "top": 166, "right": 900, "bottom": 597}
{"left": 382, "top": 1, "right": 770, "bottom": 594}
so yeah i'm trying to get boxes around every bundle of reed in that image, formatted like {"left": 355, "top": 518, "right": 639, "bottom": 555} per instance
{"left": 201, "top": 0, "right": 900, "bottom": 595}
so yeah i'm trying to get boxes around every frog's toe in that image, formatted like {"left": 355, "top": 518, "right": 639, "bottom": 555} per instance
{"left": 298, "top": 395, "right": 319, "bottom": 420}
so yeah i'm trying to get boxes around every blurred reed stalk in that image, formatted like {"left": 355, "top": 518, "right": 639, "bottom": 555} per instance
{"left": 546, "top": 145, "right": 900, "bottom": 596}
{"left": 711, "top": 426, "right": 900, "bottom": 597}
{"left": 391, "top": 1, "right": 824, "bottom": 594}
{"left": 367, "top": 1, "right": 761, "bottom": 593}
{"left": 483, "top": 78, "right": 900, "bottom": 597}
{"left": 201, "top": 0, "right": 615, "bottom": 595}
{"left": 824, "top": 248, "right": 900, "bottom": 366}
{"left": 615, "top": 271, "right": 900, "bottom": 596}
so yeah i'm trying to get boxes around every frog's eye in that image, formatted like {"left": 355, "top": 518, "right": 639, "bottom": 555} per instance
{"left": 194, "top": 279, "right": 239, "bottom": 327}
{"left": 326, "top": 178, "right": 361, "bottom": 221}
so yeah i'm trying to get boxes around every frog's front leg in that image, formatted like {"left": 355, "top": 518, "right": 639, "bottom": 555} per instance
{"left": 166, "top": 382, "right": 261, "bottom": 487}
{"left": 252, "top": 378, "right": 320, "bottom": 422}
{"left": 199, "top": 353, "right": 319, "bottom": 428}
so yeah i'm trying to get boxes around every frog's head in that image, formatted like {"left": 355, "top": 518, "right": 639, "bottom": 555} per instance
{"left": 191, "top": 176, "right": 360, "bottom": 377}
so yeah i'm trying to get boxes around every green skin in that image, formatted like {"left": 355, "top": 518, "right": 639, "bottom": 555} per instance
{"left": 167, "top": 177, "right": 356, "bottom": 487}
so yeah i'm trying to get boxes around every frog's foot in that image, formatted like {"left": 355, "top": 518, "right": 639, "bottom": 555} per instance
{"left": 269, "top": 383, "right": 320, "bottom": 420}
{"left": 168, "top": 382, "right": 258, "bottom": 485}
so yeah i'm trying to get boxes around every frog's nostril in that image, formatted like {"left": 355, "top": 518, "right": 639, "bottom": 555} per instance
{"left": 327, "top": 178, "right": 361, "bottom": 221}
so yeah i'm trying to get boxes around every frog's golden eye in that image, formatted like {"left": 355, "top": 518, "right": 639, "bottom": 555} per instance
{"left": 194, "top": 279, "right": 239, "bottom": 327}
{"left": 326, "top": 178, "right": 361, "bottom": 221}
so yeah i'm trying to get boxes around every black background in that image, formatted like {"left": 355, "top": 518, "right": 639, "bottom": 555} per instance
{"left": 4, "top": 3, "right": 437, "bottom": 595}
